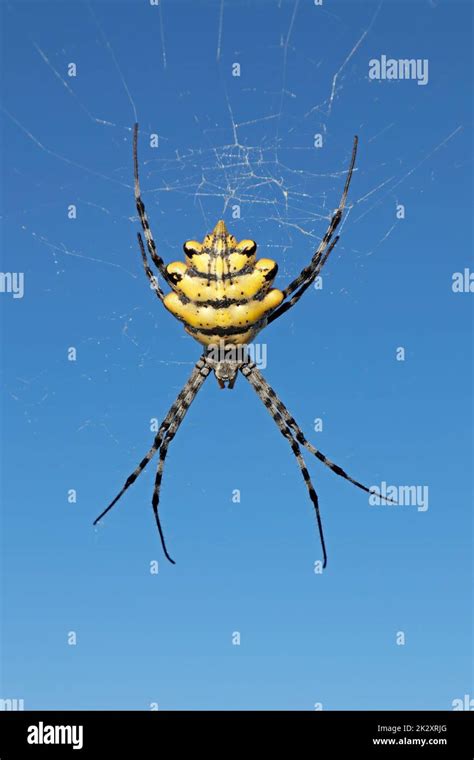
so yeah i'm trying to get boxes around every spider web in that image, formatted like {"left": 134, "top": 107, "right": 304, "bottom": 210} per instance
{"left": 2, "top": 0, "right": 464, "bottom": 440}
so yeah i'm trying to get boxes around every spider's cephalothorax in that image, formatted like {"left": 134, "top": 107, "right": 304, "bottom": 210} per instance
{"left": 94, "top": 125, "right": 395, "bottom": 568}
{"left": 163, "top": 220, "right": 284, "bottom": 347}
{"left": 205, "top": 351, "right": 241, "bottom": 389}
{"left": 204, "top": 342, "right": 251, "bottom": 389}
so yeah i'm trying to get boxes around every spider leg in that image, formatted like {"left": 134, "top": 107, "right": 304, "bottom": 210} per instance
{"left": 267, "top": 235, "right": 339, "bottom": 324}
{"left": 93, "top": 356, "right": 210, "bottom": 527}
{"left": 133, "top": 123, "right": 173, "bottom": 286}
{"left": 242, "top": 362, "right": 395, "bottom": 503}
{"left": 240, "top": 364, "right": 327, "bottom": 567}
{"left": 268, "top": 136, "right": 358, "bottom": 326}
{"left": 150, "top": 358, "right": 212, "bottom": 564}
{"left": 137, "top": 232, "right": 164, "bottom": 302}
{"left": 151, "top": 433, "right": 176, "bottom": 563}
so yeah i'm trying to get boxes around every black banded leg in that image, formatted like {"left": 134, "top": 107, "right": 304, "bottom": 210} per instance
{"left": 151, "top": 433, "right": 176, "bottom": 563}
{"left": 240, "top": 365, "right": 328, "bottom": 567}
{"left": 93, "top": 356, "right": 209, "bottom": 527}
{"left": 137, "top": 233, "right": 164, "bottom": 302}
{"left": 268, "top": 136, "right": 358, "bottom": 326}
{"left": 267, "top": 236, "right": 339, "bottom": 325}
{"left": 282, "top": 136, "right": 357, "bottom": 300}
{"left": 243, "top": 362, "right": 393, "bottom": 502}
{"left": 150, "top": 362, "right": 212, "bottom": 564}
{"left": 133, "top": 123, "right": 173, "bottom": 285}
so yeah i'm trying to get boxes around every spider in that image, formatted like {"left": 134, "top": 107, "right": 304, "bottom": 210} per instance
{"left": 94, "top": 124, "right": 388, "bottom": 567}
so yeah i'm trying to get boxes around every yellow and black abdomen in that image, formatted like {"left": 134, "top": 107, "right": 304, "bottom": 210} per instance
{"left": 163, "top": 221, "right": 283, "bottom": 346}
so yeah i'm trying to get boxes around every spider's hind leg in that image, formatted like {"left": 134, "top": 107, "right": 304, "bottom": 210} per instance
{"left": 137, "top": 232, "right": 164, "bottom": 302}
{"left": 133, "top": 123, "right": 174, "bottom": 287}
{"left": 267, "top": 136, "right": 358, "bottom": 326}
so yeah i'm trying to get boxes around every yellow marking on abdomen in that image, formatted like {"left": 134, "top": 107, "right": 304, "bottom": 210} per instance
{"left": 163, "top": 222, "right": 284, "bottom": 349}
{"left": 163, "top": 289, "right": 283, "bottom": 330}
{"left": 166, "top": 258, "right": 279, "bottom": 302}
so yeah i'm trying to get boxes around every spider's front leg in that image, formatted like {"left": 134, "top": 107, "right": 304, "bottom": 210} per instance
{"left": 242, "top": 362, "right": 379, "bottom": 498}
{"left": 240, "top": 359, "right": 395, "bottom": 567}
{"left": 239, "top": 362, "right": 327, "bottom": 565}
{"left": 268, "top": 136, "right": 358, "bottom": 326}
{"left": 93, "top": 356, "right": 211, "bottom": 560}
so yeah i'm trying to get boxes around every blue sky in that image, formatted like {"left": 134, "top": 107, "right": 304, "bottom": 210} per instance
{"left": 1, "top": 0, "right": 472, "bottom": 710}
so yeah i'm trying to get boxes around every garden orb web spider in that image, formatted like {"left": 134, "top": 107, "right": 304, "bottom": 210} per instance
{"left": 94, "top": 123, "right": 392, "bottom": 567}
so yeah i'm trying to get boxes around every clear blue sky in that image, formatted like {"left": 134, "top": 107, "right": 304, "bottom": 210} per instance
{"left": 1, "top": 0, "right": 472, "bottom": 710}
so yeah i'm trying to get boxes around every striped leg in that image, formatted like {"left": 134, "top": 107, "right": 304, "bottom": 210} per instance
{"left": 242, "top": 362, "right": 388, "bottom": 500}
{"left": 240, "top": 365, "right": 328, "bottom": 567}
{"left": 267, "top": 235, "right": 339, "bottom": 325}
{"left": 150, "top": 361, "right": 212, "bottom": 564}
{"left": 151, "top": 433, "right": 176, "bottom": 563}
{"left": 137, "top": 232, "right": 164, "bottom": 302}
{"left": 268, "top": 136, "right": 358, "bottom": 326}
{"left": 93, "top": 356, "right": 209, "bottom": 528}
{"left": 133, "top": 123, "right": 173, "bottom": 285}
